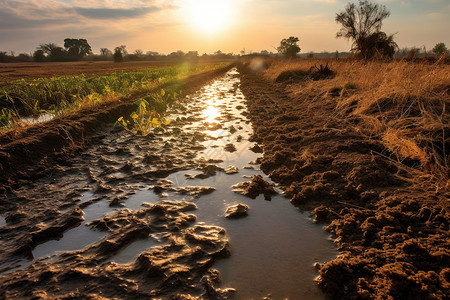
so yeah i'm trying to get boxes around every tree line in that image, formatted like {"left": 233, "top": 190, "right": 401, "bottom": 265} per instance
{"left": 0, "top": 41, "right": 239, "bottom": 63}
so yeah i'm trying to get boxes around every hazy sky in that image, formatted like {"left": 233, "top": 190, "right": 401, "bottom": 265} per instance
{"left": 1, "top": 0, "right": 449, "bottom": 55}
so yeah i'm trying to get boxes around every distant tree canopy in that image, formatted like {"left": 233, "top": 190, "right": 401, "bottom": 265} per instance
{"left": 100, "top": 48, "right": 112, "bottom": 57}
{"left": 336, "top": 0, "right": 396, "bottom": 59}
{"left": 34, "top": 39, "right": 92, "bottom": 61}
{"left": 359, "top": 31, "right": 397, "bottom": 59}
{"left": 37, "top": 43, "right": 67, "bottom": 61}
{"left": 113, "top": 46, "right": 125, "bottom": 63}
{"left": 277, "top": 36, "right": 301, "bottom": 58}
{"left": 64, "top": 38, "right": 92, "bottom": 58}
{"left": 432, "top": 42, "right": 448, "bottom": 57}
{"left": 33, "top": 50, "right": 46, "bottom": 62}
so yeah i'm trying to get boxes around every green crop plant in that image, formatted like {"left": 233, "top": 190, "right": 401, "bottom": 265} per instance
{"left": 0, "top": 108, "right": 20, "bottom": 129}
{"left": 114, "top": 90, "right": 173, "bottom": 136}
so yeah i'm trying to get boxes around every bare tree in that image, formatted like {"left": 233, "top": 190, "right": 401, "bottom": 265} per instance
{"left": 100, "top": 48, "right": 112, "bottom": 56}
{"left": 336, "top": 0, "right": 395, "bottom": 59}
{"left": 134, "top": 49, "right": 144, "bottom": 56}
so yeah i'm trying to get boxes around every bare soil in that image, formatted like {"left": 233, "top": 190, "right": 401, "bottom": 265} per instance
{"left": 238, "top": 64, "right": 449, "bottom": 299}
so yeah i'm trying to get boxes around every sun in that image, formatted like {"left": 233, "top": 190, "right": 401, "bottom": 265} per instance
{"left": 187, "top": 0, "right": 232, "bottom": 33}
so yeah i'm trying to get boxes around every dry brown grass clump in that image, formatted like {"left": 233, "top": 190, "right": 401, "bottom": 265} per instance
{"left": 263, "top": 58, "right": 450, "bottom": 185}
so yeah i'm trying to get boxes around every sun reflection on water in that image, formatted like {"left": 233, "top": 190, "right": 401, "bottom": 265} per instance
{"left": 202, "top": 105, "right": 220, "bottom": 123}
{"left": 202, "top": 94, "right": 221, "bottom": 123}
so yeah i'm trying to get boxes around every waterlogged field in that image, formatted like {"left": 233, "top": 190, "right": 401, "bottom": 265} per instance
{"left": 0, "top": 61, "right": 230, "bottom": 129}
{"left": 0, "top": 68, "right": 337, "bottom": 299}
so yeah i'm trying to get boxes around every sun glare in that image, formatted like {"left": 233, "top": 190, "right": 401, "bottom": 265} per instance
{"left": 187, "top": 0, "right": 232, "bottom": 33}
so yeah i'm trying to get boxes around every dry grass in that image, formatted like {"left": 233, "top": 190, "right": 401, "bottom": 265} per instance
{"left": 263, "top": 58, "right": 450, "bottom": 184}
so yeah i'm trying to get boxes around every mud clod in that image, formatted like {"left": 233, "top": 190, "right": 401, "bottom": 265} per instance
{"left": 224, "top": 143, "right": 237, "bottom": 152}
{"left": 224, "top": 166, "right": 239, "bottom": 174}
{"left": 225, "top": 204, "right": 249, "bottom": 218}
{"left": 232, "top": 175, "right": 277, "bottom": 200}
{"left": 249, "top": 144, "right": 263, "bottom": 153}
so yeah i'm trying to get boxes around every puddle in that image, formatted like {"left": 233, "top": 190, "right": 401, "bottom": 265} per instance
{"left": 0, "top": 216, "right": 5, "bottom": 227}
{"left": 110, "top": 236, "right": 161, "bottom": 264}
{"left": 21, "top": 113, "right": 53, "bottom": 124}
{"left": 125, "top": 190, "right": 160, "bottom": 210}
{"left": 32, "top": 192, "right": 110, "bottom": 261}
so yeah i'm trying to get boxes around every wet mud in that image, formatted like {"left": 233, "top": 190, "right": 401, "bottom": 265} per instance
{"left": 0, "top": 68, "right": 337, "bottom": 299}
{"left": 238, "top": 64, "right": 450, "bottom": 299}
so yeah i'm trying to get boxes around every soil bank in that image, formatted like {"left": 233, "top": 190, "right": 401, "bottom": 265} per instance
{"left": 238, "top": 64, "right": 449, "bottom": 299}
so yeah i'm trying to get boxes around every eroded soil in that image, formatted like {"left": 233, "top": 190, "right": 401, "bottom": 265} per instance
{"left": 238, "top": 64, "right": 449, "bottom": 299}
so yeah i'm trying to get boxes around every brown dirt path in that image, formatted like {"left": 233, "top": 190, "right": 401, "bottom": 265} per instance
{"left": 238, "top": 64, "right": 450, "bottom": 300}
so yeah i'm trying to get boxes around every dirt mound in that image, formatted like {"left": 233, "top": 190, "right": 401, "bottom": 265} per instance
{"left": 232, "top": 175, "right": 277, "bottom": 200}
{"left": 275, "top": 64, "right": 335, "bottom": 83}
{"left": 238, "top": 64, "right": 449, "bottom": 299}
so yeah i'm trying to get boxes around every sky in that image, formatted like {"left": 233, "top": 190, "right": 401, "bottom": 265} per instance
{"left": 0, "top": 0, "right": 449, "bottom": 55}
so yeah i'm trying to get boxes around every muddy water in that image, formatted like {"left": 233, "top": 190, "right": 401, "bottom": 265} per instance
{"left": 163, "top": 69, "right": 338, "bottom": 299}
{"left": 1, "top": 69, "right": 337, "bottom": 298}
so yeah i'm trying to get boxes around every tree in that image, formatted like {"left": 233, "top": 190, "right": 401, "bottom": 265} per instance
{"left": 33, "top": 50, "right": 46, "bottom": 62}
{"left": 432, "top": 42, "right": 448, "bottom": 57}
{"left": 63, "top": 38, "right": 92, "bottom": 58}
{"left": 335, "top": 0, "right": 395, "bottom": 59}
{"left": 186, "top": 51, "right": 199, "bottom": 60}
{"left": 113, "top": 47, "right": 124, "bottom": 62}
{"left": 38, "top": 43, "right": 59, "bottom": 56}
{"left": 277, "top": 36, "right": 301, "bottom": 58}
{"left": 100, "top": 48, "right": 112, "bottom": 57}
{"left": 134, "top": 49, "right": 144, "bottom": 56}
{"left": 116, "top": 45, "right": 128, "bottom": 56}
{"left": 38, "top": 43, "right": 67, "bottom": 61}
{"left": 359, "top": 31, "right": 397, "bottom": 59}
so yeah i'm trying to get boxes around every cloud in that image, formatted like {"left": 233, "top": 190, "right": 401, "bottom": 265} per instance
{"left": 74, "top": 6, "right": 161, "bottom": 19}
